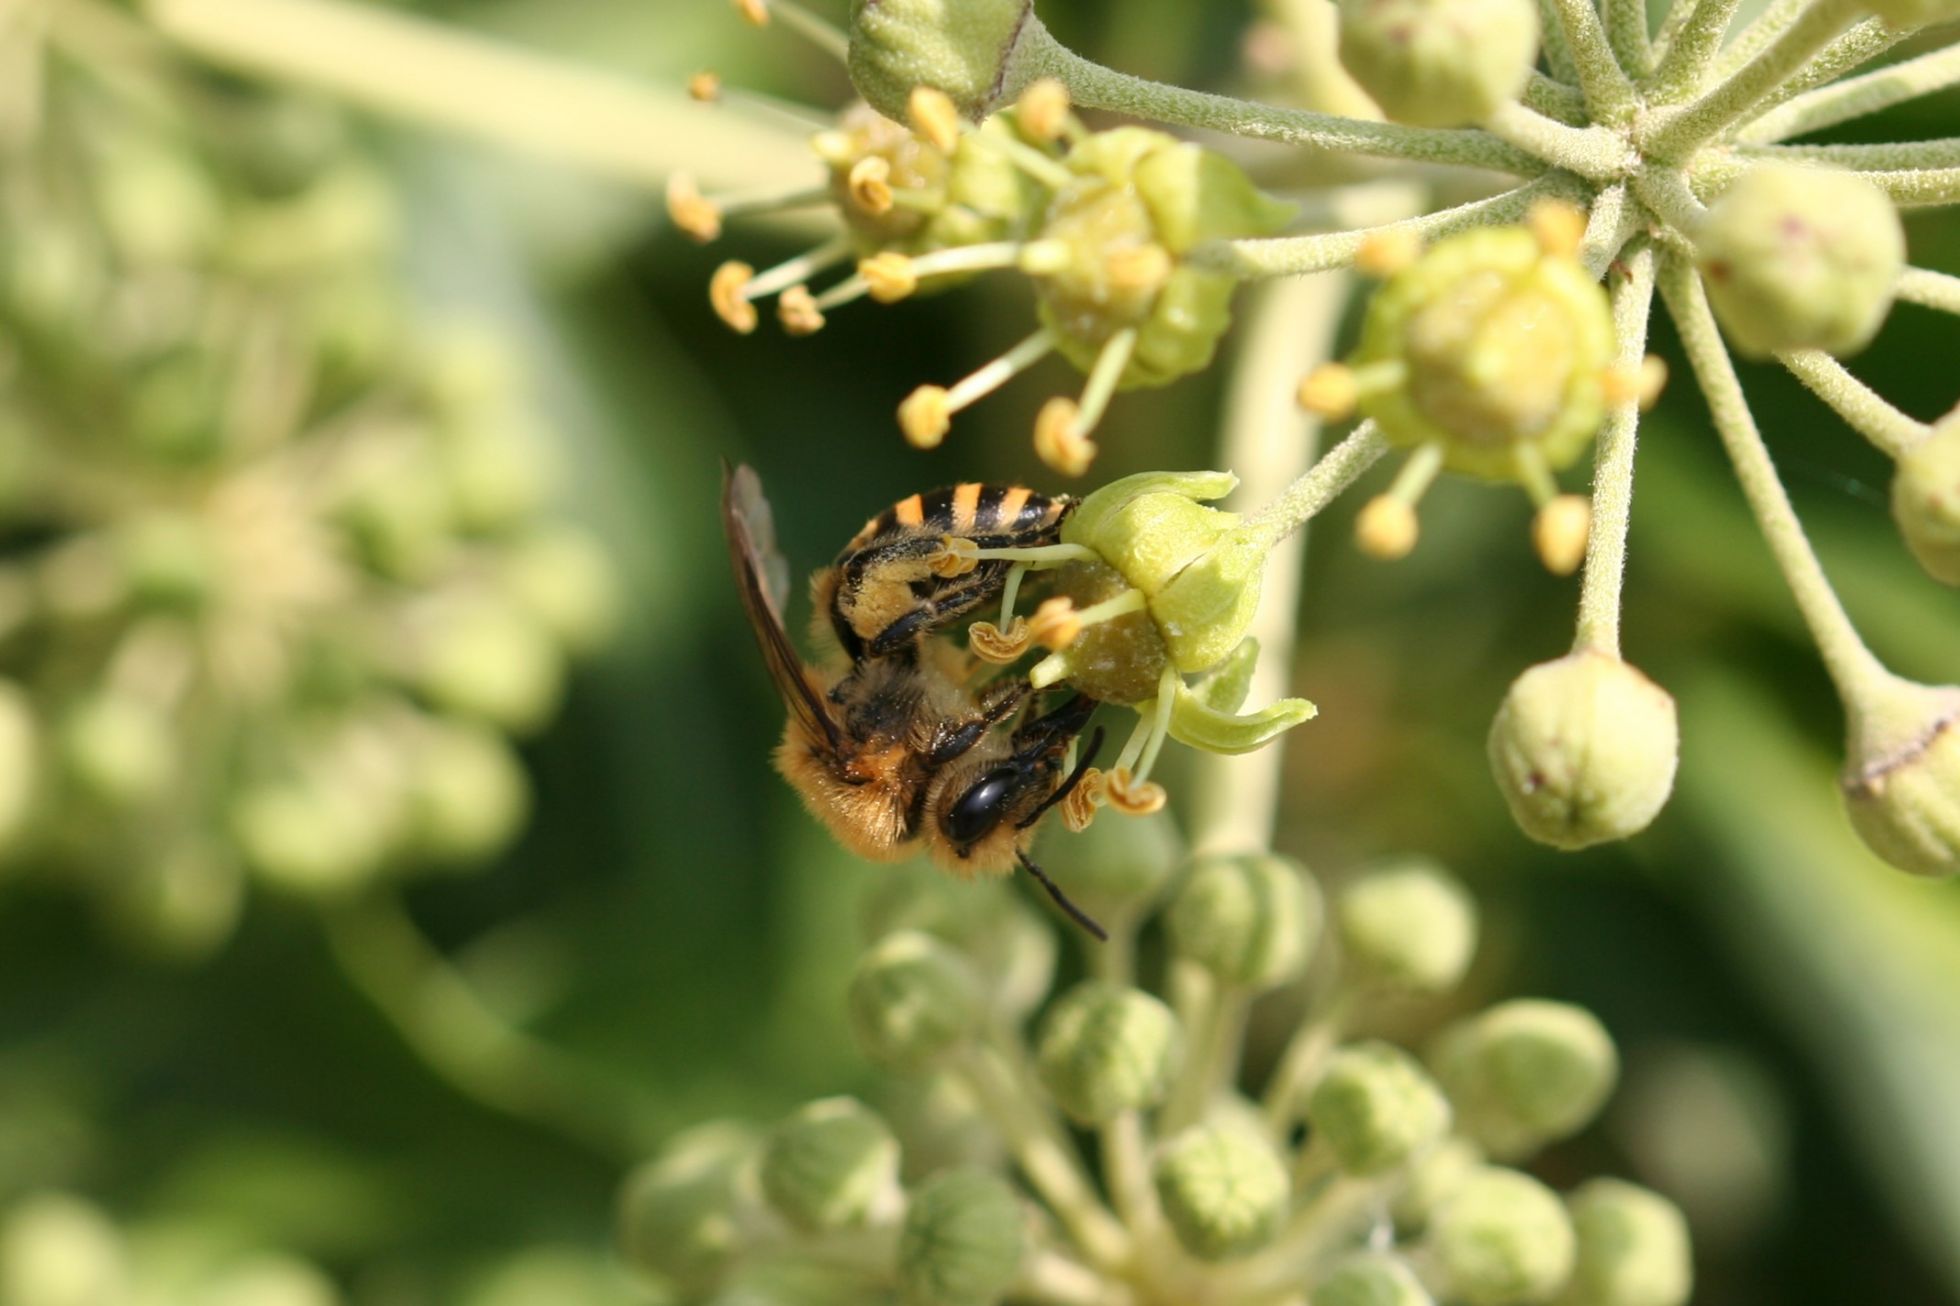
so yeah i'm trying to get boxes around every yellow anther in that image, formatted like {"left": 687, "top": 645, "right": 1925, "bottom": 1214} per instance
{"left": 1532, "top": 493, "right": 1592, "bottom": 576}
{"left": 1062, "top": 768, "right": 1103, "bottom": 832}
{"left": 1034, "top": 397, "right": 1097, "bottom": 477}
{"left": 1297, "top": 362, "right": 1358, "bottom": 418}
{"left": 1528, "top": 198, "right": 1587, "bottom": 262}
{"left": 898, "top": 386, "right": 951, "bottom": 448}
{"left": 1103, "top": 767, "right": 1167, "bottom": 815}
{"left": 1356, "top": 494, "right": 1419, "bottom": 559}
{"left": 929, "top": 536, "right": 981, "bottom": 578}
{"left": 777, "top": 285, "right": 825, "bottom": 336}
{"left": 1355, "top": 228, "right": 1422, "bottom": 277}
{"left": 861, "top": 252, "right": 918, "bottom": 303}
{"left": 665, "top": 174, "right": 722, "bottom": 244}
{"left": 1637, "top": 355, "right": 1668, "bottom": 411}
{"left": 687, "top": 70, "right": 722, "bottom": 102}
{"left": 1104, "top": 244, "right": 1174, "bottom": 293}
{"left": 709, "top": 261, "right": 757, "bottom": 333}
{"left": 907, "top": 86, "right": 962, "bottom": 154}
{"left": 1029, "top": 596, "right": 1082, "bottom": 651}
{"left": 847, "top": 156, "right": 894, "bottom": 216}
{"left": 811, "top": 129, "right": 856, "bottom": 167}
{"left": 733, "top": 0, "right": 768, "bottom": 25}
{"left": 969, "top": 617, "right": 1033, "bottom": 664}
{"left": 1015, "top": 78, "right": 1072, "bottom": 143}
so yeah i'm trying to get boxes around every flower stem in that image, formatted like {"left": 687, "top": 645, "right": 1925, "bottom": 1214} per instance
{"left": 1777, "top": 350, "right": 1929, "bottom": 459}
{"left": 1201, "top": 177, "right": 1565, "bottom": 279}
{"left": 1009, "top": 18, "right": 1544, "bottom": 176}
{"left": 1259, "top": 990, "right": 1353, "bottom": 1131}
{"left": 1239, "top": 424, "right": 1393, "bottom": 552}
{"left": 1573, "top": 243, "right": 1657, "bottom": 656}
{"left": 1740, "top": 41, "right": 1960, "bottom": 143}
{"left": 323, "top": 894, "right": 661, "bottom": 1162}
{"left": 1748, "top": 137, "right": 1960, "bottom": 171}
{"left": 1646, "top": 0, "right": 1744, "bottom": 101}
{"left": 1483, "top": 103, "right": 1637, "bottom": 179}
{"left": 1659, "top": 256, "right": 1894, "bottom": 699}
{"left": 145, "top": 0, "right": 819, "bottom": 193}
{"left": 1604, "top": 0, "right": 1654, "bottom": 79}
{"left": 1158, "top": 969, "right": 1252, "bottom": 1135}
{"left": 1897, "top": 266, "right": 1960, "bottom": 316}
{"left": 1645, "top": 0, "right": 1862, "bottom": 159}
{"left": 1544, "top": 0, "right": 1639, "bottom": 117}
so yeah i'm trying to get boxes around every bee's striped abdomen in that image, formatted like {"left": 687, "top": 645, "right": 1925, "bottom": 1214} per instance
{"left": 844, "top": 483, "right": 1069, "bottom": 555}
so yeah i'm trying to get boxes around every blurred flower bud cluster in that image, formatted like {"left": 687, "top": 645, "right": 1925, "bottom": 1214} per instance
{"left": 0, "top": 39, "right": 614, "bottom": 956}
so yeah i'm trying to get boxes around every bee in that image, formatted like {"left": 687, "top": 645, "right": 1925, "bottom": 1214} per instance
{"left": 722, "top": 464, "right": 1106, "bottom": 938}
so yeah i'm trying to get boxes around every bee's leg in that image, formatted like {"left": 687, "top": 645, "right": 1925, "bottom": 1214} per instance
{"left": 864, "top": 566, "right": 1011, "bottom": 658}
{"left": 1008, "top": 692, "right": 1098, "bottom": 757}
{"left": 925, "top": 678, "right": 1032, "bottom": 765}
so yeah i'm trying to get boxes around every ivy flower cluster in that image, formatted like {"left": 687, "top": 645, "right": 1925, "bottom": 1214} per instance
{"left": 680, "top": 0, "right": 1960, "bottom": 877}
{"left": 618, "top": 829, "right": 1692, "bottom": 1306}
{"left": 0, "top": 9, "right": 615, "bottom": 956}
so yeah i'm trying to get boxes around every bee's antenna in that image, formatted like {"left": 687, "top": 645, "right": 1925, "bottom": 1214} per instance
{"left": 1015, "top": 726, "right": 1105, "bottom": 830}
{"left": 1017, "top": 851, "right": 1108, "bottom": 942}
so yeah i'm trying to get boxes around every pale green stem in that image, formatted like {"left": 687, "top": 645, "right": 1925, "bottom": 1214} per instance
{"left": 1573, "top": 243, "right": 1657, "bottom": 655}
{"left": 1158, "top": 969, "right": 1253, "bottom": 1135}
{"left": 1604, "top": 0, "right": 1655, "bottom": 78}
{"left": 1099, "top": 1110, "right": 1163, "bottom": 1235}
{"left": 1524, "top": 70, "right": 1591, "bottom": 124}
{"left": 1740, "top": 41, "right": 1960, "bottom": 143}
{"left": 1746, "top": 137, "right": 1960, "bottom": 170}
{"left": 1646, "top": 0, "right": 1744, "bottom": 101}
{"left": 956, "top": 1040, "right": 1132, "bottom": 1270}
{"left": 323, "top": 895, "right": 661, "bottom": 1162}
{"left": 1074, "top": 328, "right": 1139, "bottom": 436}
{"left": 1212, "top": 1175, "right": 1398, "bottom": 1301}
{"left": 1777, "top": 350, "right": 1929, "bottom": 458}
{"left": 1645, "top": 0, "right": 1862, "bottom": 159}
{"left": 1201, "top": 176, "right": 1567, "bottom": 278}
{"left": 1239, "top": 423, "right": 1393, "bottom": 551}
{"left": 743, "top": 237, "right": 853, "bottom": 301}
{"left": 1009, "top": 18, "right": 1544, "bottom": 175}
{"left": 144, "top": 0, "right": 819, "bottom": 193}
{"left": 1746, "top": 17, "right": 1904, "bottom": 117}
{"left": 1013, "top": 1251, "right": 1128, "bottom": 1306}
{"left": 1707, "top": 0, "right": 1808, "bottom": 79}
{"left": 1898, "top": 266, "right": 1960, "bottom": 316}
{"left": 948, "top": 328, "right": 1059, "bottom": 412}
{"left": 1860, "top": 167, "right": 1960, "bottom": 208}
{"left": 1545, "top": 0, "right": 1640, "bottom": 116}
{"left": 1538, "top": 0, "right": 1582, "bottom": 82}
{"left": 1659, "top": 256, "right": 1894, "bottom": 699}
{"left": 1635, "top": 164, "right": 1708, "bottom": 236}
{"left": 1650, "top": 0, "right": 1704, "bottom": 65}
{"left": 761, "top": 0, "right": 850, "bottom": 62}
{"left": 1484, "top": 102, "right": 1639, "bottom": 180}
{"left": 1259, "top": 990, "right": 1353, "bottom": 1131}
{"left": 1578, "top": 181, "right": 1639, "bottom": 278}
{"left": 1185, "top": 272, "right": 1356, "bottom": 855}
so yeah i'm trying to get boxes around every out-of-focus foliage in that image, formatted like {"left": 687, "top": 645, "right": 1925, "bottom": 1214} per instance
{"left": 0, "top": 0, "right": 1956, "bottom": 1304}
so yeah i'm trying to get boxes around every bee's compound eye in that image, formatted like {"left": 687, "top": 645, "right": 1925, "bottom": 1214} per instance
{"left": 947, "top": 767, "right": 1020, "bottom": 848}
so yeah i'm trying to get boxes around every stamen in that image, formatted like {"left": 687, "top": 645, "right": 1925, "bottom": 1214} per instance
{"left": 847, "top": 156, "right": 894, "bottom": 215}
{"left": 898, "top": 387, "right": 952, "bottom": 448}
{"left": 1355, "top": 442, "right": 1446, "bottom": 559}
{"left": 970, "top": 617, "right": 1034, "bottom": 663}
{"left": 899, "top": 329, "right": 1057, "bottom": 451}
{"left": 966, "top": 543, "right": 1100, "bottom": 565}
{"left": 665, "top": 173, "right": 722, "bottom": 243}
{"left": 985, "top": 132, "right": 1075, "bottom": 189}
{"left": 710, "top": 261, "right": 758, "bottom": 333}
{"left": 1062, "top": 768, "right": 1103, "bottom": 831}
{"left": 1528, "top": 198, "right": 1588, "bottom": 260}
{"left": 1035, "top": 327, "right": 1138, "bottom": 477}
{"left": 929, "top": 536, "right": 981, "bottom": 578}
{"left": 1355, "top": 228, "right": 1422, "bottom": 276}
{"left": 1298, "top": 363, "right": 1358, "bottom": 417}
{"left": 1015, "top": 78, "right": 1073, "bottom": 144}
{"left": 687, "top": 70, "right": 721, "bottom": 102}
{"left": 997, "top": 562, "right": 1030, "bottom": 627}
{"left": 1637, "top": 355, "right": 1668, "bottom": 410}
{"left": 1131, "top": 665, "right": 1182, "bottom": 784}
{"left": 908, "top": 87, "right": 962, "bottom": 153}
{"left": 777, "top": 285, "right": 825, "bottom": 335}
{"left": 860, "top": 252, "right": 917, "bottom": 303}
{"left": 812, "top": 274, "right": 871, "bottom": 312}
{"left": 732, "top": 0, "right": 766, "bottom": 25}
{"left": 1105, "top": 768, "right": 1169, "bottom": 815}
{"left": 1029, "top": 596, "right": 1083, "bottom": 650}
{"left": 1532, "top": 494, "right": 1592, "bottom": 575}
{"left": 1512, "top": 444, "right": 1561, "bottom": 507}
{"left": 733, "top": 0, "right": 851, "bottom": 61}
{"left": 1105, "top": 244, "right": 1173, "bottom": 294}
{"left": 745, "top": 237, "right": 853, "bottom": 302}
{"left": 1018, "top": 239, "right": 1072, "bottom": 275}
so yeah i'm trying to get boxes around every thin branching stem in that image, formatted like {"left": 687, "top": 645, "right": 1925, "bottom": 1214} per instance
{"left": 1604, "top": 0, "right": 1654, "bottom": 79}
{"left": 1544, "top": 0, "right": 1640, "bottom": 116}
{"left": 1659, "top": 256, "right": 1894, "bottom": 699}
{"left": 1574, "top": 244, "right": 1657, "bottom": 655}
{"left": 1647, "top": 0, "right": 1745, "bottom": 101}
{"left": 1646, "top": 0, "right": 1862, "bottom": 159}
{"left": 1524, "top": 70, "right": 1590, "bottom": 124}
{"left": 1898, "top": 266, "right": 1960, "bottom": 316}
{"left": 1538, "top": 0, "right": 1582, "bottom": 82}
{"left": 1747, "top": 137, "right": 1960, "bottom": 171}
{"left": 1485, "top": 102, "right": 1638, "bottom": 179}
{"left": 1240, "top": 423, "right": 1393, "bottom": 551}
{"left": 1010, "top": 19, "right": 1545, "bottom": 176}
{"left": 1778, "top": 350, "right": 1930, "bottom": 459}
{"left": 1741, "top": 41, "right": 1960, "bottom": 143}
{"left": 1749, "top": 17, "right": 1905, "bottom": 116}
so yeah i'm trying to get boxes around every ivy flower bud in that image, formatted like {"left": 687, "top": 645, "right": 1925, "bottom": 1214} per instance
{"left": 0, "top": 1193, "right": 127, "bottom": 1306}
{"left": 1035, "top": 130, "right": 1292, "bottom": 389}
{"left": 858, "top": 876, "right": 1056, "bottom": 1022}
{"left": 1034, "top": 805, "right": 1183, "bottom": 922}
{"left": 896, "top": 1169, "right": 1025, "bottom": 1306}
{"left": 1891, "top": 414, "right": 1960, "bottom": 586}
{"left": 1351, "top": 222, "right": 1616, "bottom": 487}
{"left": 1392, "top": 1136, "right": 1484, "bottom": 1235}
{"left": 1336, "top": 858, "right": 1478, "bottom": 994}
{"left": 846, "top": 0, "right": 1033, "bottom": 121}
{"left": 1488, "top": 651, "right": 1679, "bottom": 850}
{"left": 1306, "top": 1041, "right": 1453, "bottom": 1176}
{"left": 59, "top": 692, "right": 174, "bottom": 809}
{"left": 759, "top": 1097, "right": 903, "bottom": 1234}
{"left": 1425, "top": 1167, "right": 1577, "bottom": 1306}
{"left": 1840, "top": 677, "right": 1960, "bottom": 876}
{"left": 1167, "top": 852, "right": 1323, "bottom": 990}
{"left": 1431, "top": 1000, "right": 1619, "bottom": 1160}
{"left": 1314, "top": 1252, "right": 1436, "bottom": 1306}
{"left": 1337, "top": 0, "right": 1539, "bottom": 128}
{"left": 1155, "top": 1123, "right": 1291, "bottom": 1261}
{"left": 617, "top": 1123, "right": 758, "bottom": 1296}
{"left": 408, "top": 723, "right": 529, "bottom": 865}
{"left": 1035, "top": 980, "right": 1183, "bottom": 1124}
{"left": 847, "top": 930, "right": 983, "bottom": 1071}
{"left": 1556, "top": 1180, "right": 1693, "bottom": 1306}
{"left": 1695, "top": 165, "right": 1903, "bottom": 359}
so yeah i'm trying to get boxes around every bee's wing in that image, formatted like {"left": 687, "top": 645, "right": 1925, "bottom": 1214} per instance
{"left": 722, "top": 463, "right": 844, "bottom": 754}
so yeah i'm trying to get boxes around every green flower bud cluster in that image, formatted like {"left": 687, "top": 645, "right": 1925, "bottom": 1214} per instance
{"left": 624, "top": 843, "right": 1686, "bottom": 1303}
{"left": 0, "top": 59, "right": 615, "bottom": 952}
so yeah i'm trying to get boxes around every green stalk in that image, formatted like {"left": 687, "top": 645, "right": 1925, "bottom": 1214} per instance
{"left": 1645, "top": 0, "right": 1862, "bottom": 159}
{"left": 1740, "top": 41, "right": 1960, "bottom": 143}
{"left": 1573, "top": 243, "right": 1657, "bottom": 655}
{"left": 1777, "top": 351, "right": 1930, "bottom": 459}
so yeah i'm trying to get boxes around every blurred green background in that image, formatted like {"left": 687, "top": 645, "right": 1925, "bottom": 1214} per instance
{"left": 3, "top": 0, "right": 1958, "bottom": 1302}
